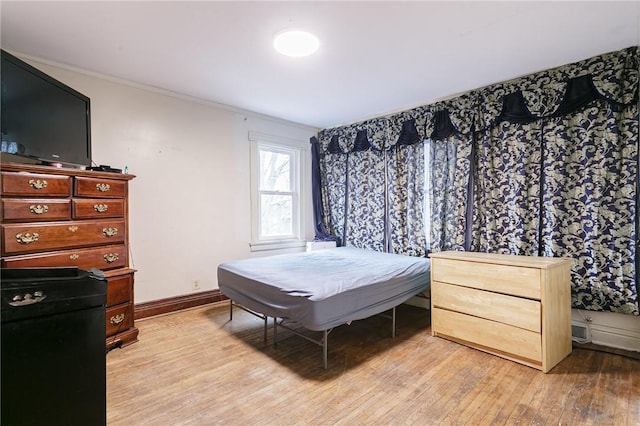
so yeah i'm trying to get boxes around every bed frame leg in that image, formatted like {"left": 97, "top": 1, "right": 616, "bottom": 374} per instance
{"left": 228, "top": 301, "right": 270, "bottom": 343}
{"left": 392, "top": 306, "right": 396, "bottom": 338}
{"left": 274, "top": 317, "right": 278, "bottom": 346}
{"left": 323, "top": 330, "right": 328, "bottom": 369}
{"left": 263, "top": 316, "right": 268, "bottom": 343}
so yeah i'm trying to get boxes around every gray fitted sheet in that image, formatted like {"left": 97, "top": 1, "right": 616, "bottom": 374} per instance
{"left": 217, "top": 247, "right": 431, "bottom": 331}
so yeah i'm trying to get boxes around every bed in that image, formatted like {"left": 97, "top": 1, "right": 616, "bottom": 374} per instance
{"left": 217, "top": 246, "right": 431, "bottom": 368}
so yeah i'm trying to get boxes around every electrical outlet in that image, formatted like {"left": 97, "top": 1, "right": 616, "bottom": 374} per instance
{"left": 192, "top": 280, "right": 200, "bottom": 290}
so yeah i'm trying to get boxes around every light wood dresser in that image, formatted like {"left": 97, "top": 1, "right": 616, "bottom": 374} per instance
{"left": 429, "top": 251, "right": 572, "bottom": 373}
{"left": 1, "top": 162, "right": 138, "bottom": 349}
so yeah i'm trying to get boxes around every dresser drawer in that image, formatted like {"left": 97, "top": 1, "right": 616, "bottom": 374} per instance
{"left": 107, "top": 274, "right": 133, "bottom": 306}
{"left": 2, "top": 244, "right": 127, "bottom": 270}
{"left": 1, "top": 198, "right": 71, "bottom": 222}
{"left": 106, "top": 303, "right": 134, "bottom": 337}
{"left": 432, "top": 258, "right": 541, "bottom": 299}
{"left": 432, "top": 307, "right": 542, "bottom": 363}
{"left": 73, "top": 198, "right": 125, "bottom": 219}
{"left": 432, "top": 281, "right": 541, "bottom": 332}
{"left": 1, "top": 172, "right": 71, "bottom": 197}
{"left": 75, "top": 177, "right": 126, "bottom": 198}
{"left": 2, "top": 219, "right": 126, "bottom": 254}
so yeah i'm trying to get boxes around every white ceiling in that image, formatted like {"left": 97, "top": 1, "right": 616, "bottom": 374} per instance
{"left": 1, "top": 1, "right": 638, "bottom": 129}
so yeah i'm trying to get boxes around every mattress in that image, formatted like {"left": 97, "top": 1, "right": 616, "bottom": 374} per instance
{"left": 217, "top": 246, "right": 431, "bottom": 331}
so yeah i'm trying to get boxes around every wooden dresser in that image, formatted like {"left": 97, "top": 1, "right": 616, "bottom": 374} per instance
{"left": 429, "top": 251, "right": 572, "bottom": 373}
{"left": 1, "top": 162, "right": 138, "bottom": 349}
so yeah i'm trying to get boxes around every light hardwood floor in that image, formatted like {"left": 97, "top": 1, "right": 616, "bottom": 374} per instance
{"left": 107, "top": 303, "right": 640, "bottom": 425}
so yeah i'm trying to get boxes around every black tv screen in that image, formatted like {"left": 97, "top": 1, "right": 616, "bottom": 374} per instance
{"left": 1, "top": 50, "right": 91, "bottom": 167}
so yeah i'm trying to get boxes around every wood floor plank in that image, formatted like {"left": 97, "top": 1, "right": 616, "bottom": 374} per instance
{"left": 529, "top": 353, "right": 580, "bottom": 424}
{"left": 107, "top": 303, "right": 640, "bottom": 425}
{"left": 560, "top": 349, "right": 603, "bottom": 425}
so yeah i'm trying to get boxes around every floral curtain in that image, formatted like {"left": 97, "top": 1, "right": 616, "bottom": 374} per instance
{"left": 319, "top": 143, "right": 347, "bottom": 243}
{"left": 429, "top": 135, "right": 472, "bottom": 253}
{"left": 540, "top": 101, "right": 638, "bottom": 314}
{"left": 470, "top": 120, "right": 543, "bottom": 255}
{"left": 315, "top": 46, "right": 639, "bottom": 315}
{"left": 343, "top": 148, "right": 386, "bottom": 251}
{"left": 317, "top": 118, "right": 430, "bottom": 254}
{"left": 387, "top": 140, "right": 427, "bottom": 256}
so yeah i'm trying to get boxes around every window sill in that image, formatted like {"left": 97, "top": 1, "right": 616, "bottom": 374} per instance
{"left": 249, "top": 240, "right": 306, "bottom": 253}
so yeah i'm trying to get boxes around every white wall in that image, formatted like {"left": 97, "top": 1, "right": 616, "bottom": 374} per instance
{"left": 19, "top": 55, "right": 317, "bottom": 303}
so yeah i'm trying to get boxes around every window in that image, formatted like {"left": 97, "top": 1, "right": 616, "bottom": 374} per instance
{"left": 250, "top": 132, "right": 306, "bottom": 251}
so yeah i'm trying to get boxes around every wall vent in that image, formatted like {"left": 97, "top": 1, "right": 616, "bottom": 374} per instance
{"left": 572, "top": 324, "right": 588, "bottom": 340}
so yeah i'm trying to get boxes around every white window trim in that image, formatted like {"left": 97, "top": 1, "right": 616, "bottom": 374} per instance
{"left": 249, "top": 131, "right": 307, "bottom": 252}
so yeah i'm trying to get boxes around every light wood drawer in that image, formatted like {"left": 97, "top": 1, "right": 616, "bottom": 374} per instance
{"left": 75, "top": 177, "right": 126, "bottom": 198}
{"left": 2, "top": 244, "right": 127, "bottom": 270}
{"left": 1, "top": 198, "right": 71, "bottom": 222}
{"left": 2, "top": 219, "right": 125, "bottom": 254}
{"left": 107, "top": 274, "right": 133, "bottom": 307}
{"left": 432, "top": 307, "right": 542, "bottom": 363}
{"left": 431, "top": 281, "right": 541, "bottom": 332}
{"left": 432, "top": 258, "right": 541, "bottom": 299}
{"left": 73, "top": 198, "right": 125, "bottom": 219}
{"left": 1, "top": 172, "right": 71, "bottom": 197}
{"left": 106, "top": 303, "right": 134, "bottom": 337}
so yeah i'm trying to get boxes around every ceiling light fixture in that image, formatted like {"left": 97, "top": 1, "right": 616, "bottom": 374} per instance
{"left": 273, "top": 29, "right": 319, "bottom": 58}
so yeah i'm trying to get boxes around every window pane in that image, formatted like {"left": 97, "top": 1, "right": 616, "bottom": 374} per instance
{"left": 260, "top": 150, "right": 290, "bottom": 191}
{"left": 260, "top": 194, "right": 292, "bottom": 237}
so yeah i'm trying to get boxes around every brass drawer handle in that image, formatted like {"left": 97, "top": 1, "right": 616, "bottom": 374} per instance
{"left": 70, "top": 254, "right": 80, "bottom": 260}
{"left": 68, "top": 225, "right": 78, "bottom": 232}
{"left": 104, "top": 253, "right": 119, "bottom": 263}
{"left": 103, "top": 227, "right": 118, "bottom": 237}
{"left": 94, "top": 203, "right": 108, "bottom": 213}
{"left": 96, "top": 183, "right": 111, "bottom": 192}
{"left": 110, "top": 313, "right": 125, "bottom": 325}
{"left": 28, "top": 179, "right": 48, "bottom": 189}
{"left": 29, "top": 204, "right": 49, "bottom": 214}
{"left": 16, "top": 232, "right": 39, "bottom": 244}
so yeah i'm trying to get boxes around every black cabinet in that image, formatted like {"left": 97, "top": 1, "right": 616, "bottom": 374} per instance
{"left": 1, "top": 268, "right": 107, "bottom": 426}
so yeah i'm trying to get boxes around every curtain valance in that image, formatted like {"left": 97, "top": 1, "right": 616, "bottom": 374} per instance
{"left": 317, "top": 46, "right": 638, "bottom": 154}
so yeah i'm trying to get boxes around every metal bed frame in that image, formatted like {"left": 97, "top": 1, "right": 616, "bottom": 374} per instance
{"left": 229, "top": 301, "right": 269, "bottom": 342}
{"left": 228, "top": 300, "right": 398, "bottom": 369}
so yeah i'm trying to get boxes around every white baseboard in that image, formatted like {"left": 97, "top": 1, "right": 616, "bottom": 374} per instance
{"left": 571, "top": 309, "right": 640, "bottom": 353}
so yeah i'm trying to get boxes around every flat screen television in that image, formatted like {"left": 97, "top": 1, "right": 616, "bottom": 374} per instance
{"left": 1, "top": 49, "right": 91, "bottom": 167}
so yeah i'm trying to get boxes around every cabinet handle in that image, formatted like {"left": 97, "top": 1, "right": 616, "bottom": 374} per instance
{"left": 29, "top": 204, "right": 49, "bottom": 214}
{"left": 9, "top": 291, "right": 47, "bottom": 307}
{"left": 110, "top": 313, "right": 125, "bottom": 324}
{"left": 94, "top": 203, "right": 109, "bottom": 213}
{"left": 70, "top": 254, "right": 80, "bottom": 260}
{"left": 28, "top": 179, "right": 48, "bottom": 189}
{"left": 15, "top": 232, "right": 39, "bottom": 244}
{"left": 104, "top": 253, "right": 119, "bottom": 263}
{"left": 68, "top": 225, "right": 78, "bottom": 232}
{"left": 103, "top": 227, "right": 118, "bottom": 237}
{"left": 96, "top": 183, "right": 111, "bottom": 192}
